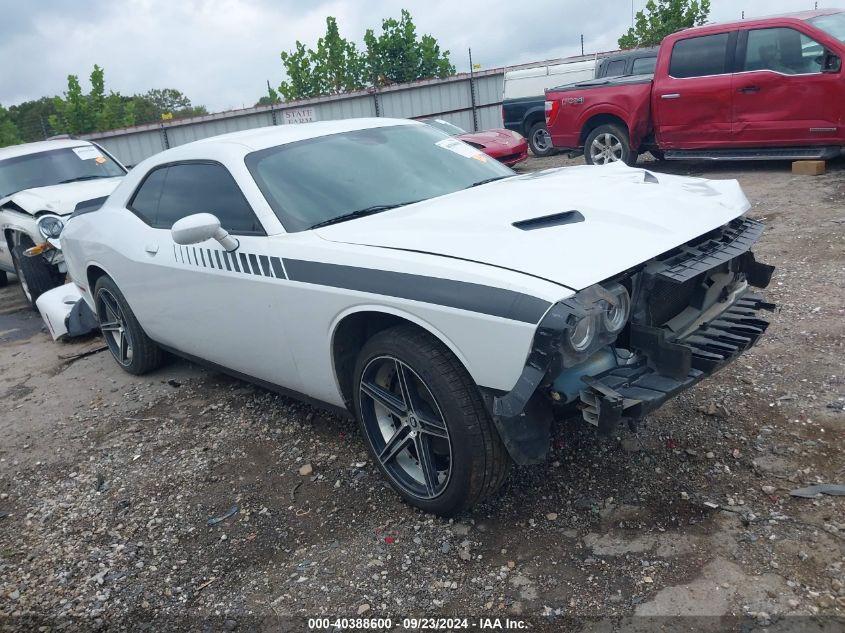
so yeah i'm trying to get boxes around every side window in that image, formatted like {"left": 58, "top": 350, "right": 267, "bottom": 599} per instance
{"left": 743, "top": 27, "right": 824, "bottom": 74}
{"left": 669, "top": 33, "right": 731, "bottom": 78}
{"left": 155, "top": 163, "right": 264, "bottom": 235}
{"left": 128, "top": 167, "right": 168, "bottom": 224}
{"left": 631, "top": 56, "right": 657, "bottom": 75}
{"left": 604, "top": 59, "right": 626, "bottom": 77}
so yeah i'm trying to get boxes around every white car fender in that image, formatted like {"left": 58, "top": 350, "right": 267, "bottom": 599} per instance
{"left": 328, "top": 302, "right": 476, "bottom": 388}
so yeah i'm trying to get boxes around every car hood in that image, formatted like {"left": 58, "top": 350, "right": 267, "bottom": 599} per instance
{"left": 315, "top": 163, "right": 751, "bottom": 291}
{"left": 0, "top": 177, "right": 123, "bottom": 216}
{"left": 457, "top": 129, "right": 522, "bottom": 147}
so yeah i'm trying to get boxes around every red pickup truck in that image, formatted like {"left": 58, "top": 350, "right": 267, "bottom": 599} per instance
{"left": 545, "top": 10, "right": 845, "bottom": 164}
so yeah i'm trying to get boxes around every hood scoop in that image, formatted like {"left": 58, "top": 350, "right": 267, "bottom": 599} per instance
{"left": 512, "top": 210, "right": 585, "bottom": 231}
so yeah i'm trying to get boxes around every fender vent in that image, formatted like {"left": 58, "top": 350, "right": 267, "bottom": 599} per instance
{"left": 513, "top": 210, "right": 585, "bottom": 231}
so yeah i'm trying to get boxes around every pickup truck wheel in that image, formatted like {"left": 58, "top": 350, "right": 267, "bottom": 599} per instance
{"left": 527, "top": 122, "right": 555, "bottom": 157}
{"left": 585, "top": 124, "right": 637, "bottom": 166}
{"left": 353, "top": 325, "right": 510, "bottom": 516}
{"left": 0, "top": 270, "right": 7, "bottom": 288}
{"left": 12, "top": 245, "right": 61, "bottom": 310}
{"left": 94, "top": 276, "right": 163, "bottom": 375}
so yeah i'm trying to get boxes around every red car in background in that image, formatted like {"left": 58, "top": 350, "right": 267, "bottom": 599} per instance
{"left": 420, "top": 118, "right": 529, "bottom": 166}
{"left": 544, "top": 9, "right": 845, "bottom": 164}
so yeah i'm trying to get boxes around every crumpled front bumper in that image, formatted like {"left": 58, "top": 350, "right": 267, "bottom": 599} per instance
{"left": 580, "top": 291, "right": 775, "bottom": 433}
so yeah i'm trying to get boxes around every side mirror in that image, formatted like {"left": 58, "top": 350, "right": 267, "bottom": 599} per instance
{"left": 823, "top": 52, "right": 842, "bottom": 73}
{"left": 171, "top": 213, "right": 239, "bottom": 252}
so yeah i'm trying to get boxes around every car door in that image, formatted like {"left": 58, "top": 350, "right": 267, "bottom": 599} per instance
{"left": 119, "top": 161, "right": 303, "bottom": 392}
{"left": 732, "top": 26, "right": 844, "bottom": 146}
{"left": 653, "top": 31, "right": 737, "bottom": 148}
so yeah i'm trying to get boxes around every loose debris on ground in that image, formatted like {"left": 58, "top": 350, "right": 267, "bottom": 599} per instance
{"left": 0, "top": 156, "right": 843, "bottom": 631}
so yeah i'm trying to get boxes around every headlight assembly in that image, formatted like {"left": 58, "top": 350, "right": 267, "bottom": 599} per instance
{"left": 555, "top": 282, "right": 632, "bottom": 362}
{"left": 37, "top": 215, "right": 64, "bottom": 240}
{"left": 567, "top": 314, "right": 596, "bottom": 352}
{"left": 601, "top": 283, "right": 630, "bottom": 334}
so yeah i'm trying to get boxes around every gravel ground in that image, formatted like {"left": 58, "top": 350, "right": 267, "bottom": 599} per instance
{"left": 0, "top": 154, "right": 843, "bottom": 632}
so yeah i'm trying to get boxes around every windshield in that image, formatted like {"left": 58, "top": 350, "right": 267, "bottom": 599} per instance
{"left": 245, "top": 124, "right": 513, "bottom": 232}
{"left": 419, "top": 118, "right": 467, "bottom": 136}
{"left": 0, "top": 145, "right": 125, "bottom": 199}
{"left": 809, "top": 12, "right": 845, "bottom": 42}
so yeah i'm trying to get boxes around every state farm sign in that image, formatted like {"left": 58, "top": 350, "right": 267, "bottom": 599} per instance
{"left": 283, "top": 107, "right": 317, "bottom": 124}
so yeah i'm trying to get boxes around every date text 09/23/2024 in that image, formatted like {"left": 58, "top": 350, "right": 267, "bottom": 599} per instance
{"left": 307, "top": 617, "right": 527, "bottom": 629}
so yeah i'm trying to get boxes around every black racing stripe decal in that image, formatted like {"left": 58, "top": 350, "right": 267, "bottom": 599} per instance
{"left": 270, "top": 257, "right": 285, "bottom": 279}
{"left": 207, "top": 249, "right": 214, "bottom": 269}
{"left": 259, "top": 255, "right": 271, "bottom": 277}
{"left": 248, "top": 254, "right": 261, "bottom": 276}
{"left": 239, "top": 253, "right": 250, "bottom": 274}
{"left": 282, "top": 259, "right": 551, "bottom": 324}
{"left": 200, "top": 249, "right": 207, "bottom": 268}
{"left": 215, "top": 250, "right": 223, "bottom": 270}
{"left": 230, "top": 251, "right": 240, "bottom": 272}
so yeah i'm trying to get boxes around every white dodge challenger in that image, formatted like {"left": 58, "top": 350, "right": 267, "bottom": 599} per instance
{"left": 61, "top": 118, "right": 775, "bottom": 515}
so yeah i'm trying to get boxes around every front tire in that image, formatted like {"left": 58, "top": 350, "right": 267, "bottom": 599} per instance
{"left": 584, "top": 123, "right": 638, "bottom": 166}
{"left": 353, "top": 325, "right": 510, "bottom": 516}
{"left": 94, "top": 276, "right": 163, "bottom": 375}
{"left": 12, "top": 245, "right": 61, "bottom": 310}
{"left": 527, "top": 121, "right": 555, "bottom": 157}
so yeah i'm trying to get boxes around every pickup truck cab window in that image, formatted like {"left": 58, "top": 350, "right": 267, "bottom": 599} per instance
{"left": 808, "top": 12, "right": 845, "bottom": 42}
{"left": 603, "top": 60, "right": 626, "bottom": 77}
{"left": 743, "top": 27, "right": 825, "bottom": 74}
{"left": 631, "top": 56, "right": 657, "bottom": 75}
{"left": 669, "top": 32, "right": 732, "bottom": 78}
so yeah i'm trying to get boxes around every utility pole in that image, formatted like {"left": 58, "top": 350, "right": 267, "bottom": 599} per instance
{"left": 581, "top": 34, "right": 584, "bottom": 56}
{"left": 468, "top": 48, "right": 478, "bottom": 132}
{"left": 631, "top": 0, "right": 635, "bottom": 27}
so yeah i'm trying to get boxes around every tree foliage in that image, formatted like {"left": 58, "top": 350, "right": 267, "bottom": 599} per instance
{"left": 132, "top": 88, "right": 207, "bottom": 125}
{"left": 276, "top": 10, "right": 455, "bottom": 101}
{"left": 618, "top": 0, "right": 711, "bottom": 48}
{"left": 49, "top": 65, "right": 136, "bottom": 134}
{"left": 0, "top": 104, "right": 21, "bottom": 147}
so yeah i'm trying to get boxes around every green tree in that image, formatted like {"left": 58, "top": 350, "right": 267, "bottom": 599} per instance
{"left": 0, "top": 104, "right": 21, "bottom": 148}
{"left": 618, "top": 0, "right": 711, "bottom": 48}
{"left": 131, "top": 89, "right": 207, "bottom": 124}
{"left": 276, "top": 11, "right": 455, "bottom": 100}
{"left": 363, "top": 9, "right": 454, "bottom": 85}
{"left": 7, "top": 97, "right": 60, "bottom": 142}
{"left": 278, "top": 18, "right": 365, "bottom": 100}
{"left": 49, "top": 65, "right": 135, "bottom": 134}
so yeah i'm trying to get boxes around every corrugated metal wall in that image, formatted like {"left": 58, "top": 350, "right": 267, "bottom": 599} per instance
{"left": 82, "top": 68, "right": 507, "bottom": 165}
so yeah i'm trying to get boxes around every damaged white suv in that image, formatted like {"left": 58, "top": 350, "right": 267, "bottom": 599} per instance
{"left": 0, "top": 139, "right": 126, "bottom": 308}
{"left": 60, "top": 119, "right": 775, "bottom": 516}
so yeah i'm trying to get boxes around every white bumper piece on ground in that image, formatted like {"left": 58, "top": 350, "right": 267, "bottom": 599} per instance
{"left": 36, "top": 283, "right": 83, "bottom": 340}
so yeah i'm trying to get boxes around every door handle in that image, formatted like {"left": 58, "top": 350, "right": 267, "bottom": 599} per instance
{"left": 661, "top": 93, "right": 681, "bottom": 100}
{"left": 738, "top": 85, "right": 761, "bottom": 94}
{"left": 145, "top": 243, "right": 159, "bottom": 255}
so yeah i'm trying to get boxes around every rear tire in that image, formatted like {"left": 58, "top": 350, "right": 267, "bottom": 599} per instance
{"left": 94, "top": 275, "right": 163, "bottom": 375}
{"left": 584, "top": 123, "right": 638, "bottom": 166}
{"left": 12, "top": 245, "right": 61, "bottom": 310}
{"left": 353, "top": 325, "right": 510, "bottom": 516}
{"left": 527, "top": 121, "right": 555, "bottom": 157}
{"left": 0, "top": 270, "right": 8, "bottom": 288}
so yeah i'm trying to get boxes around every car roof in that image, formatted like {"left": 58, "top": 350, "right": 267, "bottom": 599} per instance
{"left": 189, "top": 117, "right": 418, "bottom": 152}
{"left": 0, "top": 138, "right": 95, "bottom": 161}
{"left": 669, "top": 9, "right": 842, "bottom": 39}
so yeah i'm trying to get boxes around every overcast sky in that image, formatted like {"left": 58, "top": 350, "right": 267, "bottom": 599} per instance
{"left": 0, "top": 0, "right": 834, "bottom": 113}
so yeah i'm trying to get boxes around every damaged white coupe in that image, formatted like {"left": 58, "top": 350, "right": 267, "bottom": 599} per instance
{"left": 60, "top": 119, "right": 775, "bottom": 515}
{"left": 0, "top": 138, "right": 126, "bottom": 308}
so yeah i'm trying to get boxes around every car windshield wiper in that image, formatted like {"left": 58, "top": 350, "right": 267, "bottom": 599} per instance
{"left": 57, "top": 175, "right": 113, "bottom": 184}
{"left": 465, "top": 175, "right": 513, "bottom": 189}
{"left": 309, "top": 201, "right": 420, "bottom": 229}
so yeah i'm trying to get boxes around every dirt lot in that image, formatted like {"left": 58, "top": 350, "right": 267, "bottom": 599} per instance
{"left": 1, "top": 155, "right": 843, "bottom": 632}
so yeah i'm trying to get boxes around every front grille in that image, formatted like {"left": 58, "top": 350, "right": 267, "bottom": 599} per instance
{"left": 646, "top": 274, "right": 701, "bottom": 326}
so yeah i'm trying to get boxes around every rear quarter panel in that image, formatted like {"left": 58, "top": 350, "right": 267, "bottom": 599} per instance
{"left": 546, "top": 81, "right": 653, "bottom": 149}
